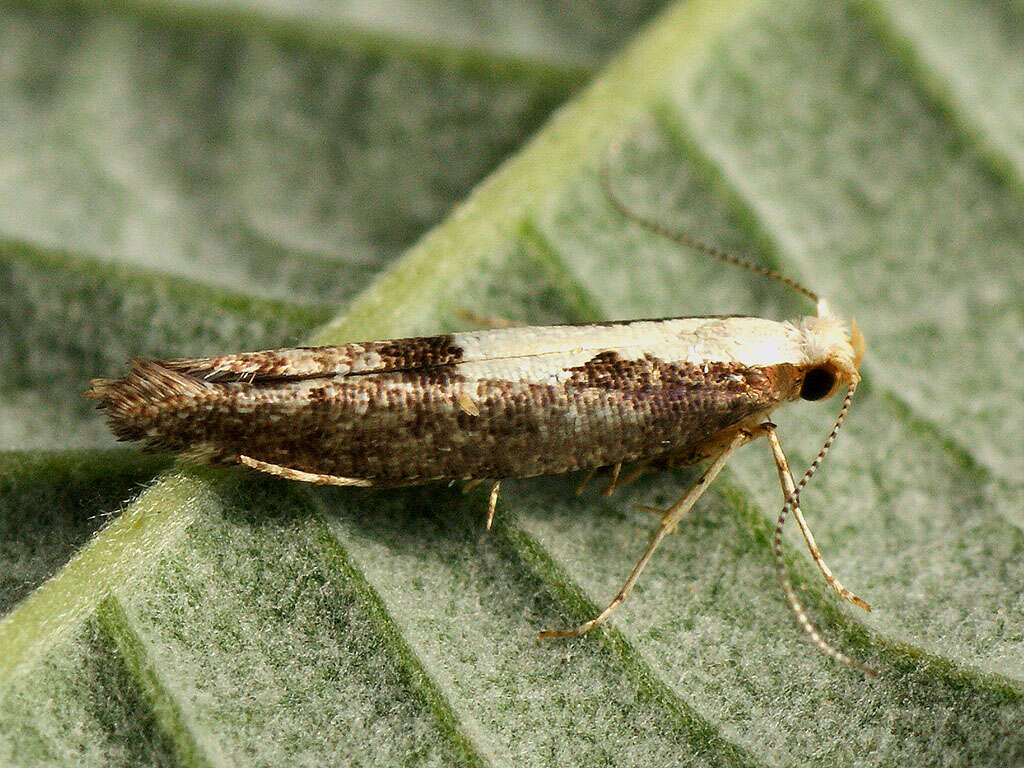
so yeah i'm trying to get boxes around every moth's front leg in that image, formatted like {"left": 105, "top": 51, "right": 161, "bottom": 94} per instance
{"left": 762, "top": 427, "right": 871, "bottom": 612}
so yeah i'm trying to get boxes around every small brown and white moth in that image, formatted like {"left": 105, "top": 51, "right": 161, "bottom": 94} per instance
{"left": 87, "top": 139, "right": 875, "bottom": 674}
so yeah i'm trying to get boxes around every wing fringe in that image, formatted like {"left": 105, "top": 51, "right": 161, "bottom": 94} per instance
{"left": 85, "top": 360, "right": 210, "bottom": 442}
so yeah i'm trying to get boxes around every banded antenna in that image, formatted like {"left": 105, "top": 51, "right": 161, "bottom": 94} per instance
{"left": 599, "top": 130, "right": 822, "bottom": 309}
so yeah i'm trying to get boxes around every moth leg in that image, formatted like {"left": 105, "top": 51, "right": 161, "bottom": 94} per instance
{"left": 239, "top": 455, "right": 374, "bottom": 487}
{"left": 486, "top": 481, "right": 501, "bottom": 530}
{"left": 763, "top": 427, "right": 871, "bottom": 612}
{"left": 582, "top": 463, "right": 645, "bottom": 498}
{"left": 539, "top": 428, "right": 757, "bottom": 640}
{"left": 613, "top": 463, "right": 649, "bottom": 493}
{"left": 575, "top": 468, "right": 598, "bottom": 496}
{"left": 603, "top": 463, "right": 623, "bottom": 496}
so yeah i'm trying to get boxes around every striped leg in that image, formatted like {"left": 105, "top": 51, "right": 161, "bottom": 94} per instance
{"left": 762, "top": 426, "right": 876, "bottom": 675}
{"left": 239, "top": 455, "right": 374, "bottom": 487}
{"left": 486, "top": 481, "right": 501, "bottom": 530}
{"left": 763, "top": 428, "right": 870, "bottom": 611}
{"left": 538, "top": 427, "right": 760, "bottom": 640}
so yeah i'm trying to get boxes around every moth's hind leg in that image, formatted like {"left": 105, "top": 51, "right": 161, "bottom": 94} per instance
{"left": 239, "top": 455, "right": 374, "bottom": 487}
{"left": 603, "top": 463, "right": 622, "bottom": 496}
{"left": 611, "top": 463, "right": 650, "bottom": 494}
{"left": 575, "top": 468, "right": 598, "bottom": 496}
{"left": 462, "top": 479, "right": 502, "bottom": 530}
{"left": 486, "top": 480, "right": 500, "bottom": 530}
{"left": 576, "top": 461, "right": 648, "bottom": 497}
{"left": 539, "top": 426, "right": 764, "bottom": 640}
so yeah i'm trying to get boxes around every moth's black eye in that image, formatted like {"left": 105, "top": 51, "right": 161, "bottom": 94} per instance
{"left": 800, "top": 366, "right": 836, "bottom": 401}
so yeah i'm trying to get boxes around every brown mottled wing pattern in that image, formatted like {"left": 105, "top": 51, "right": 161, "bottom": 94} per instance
{"left": 87, "top": 319, "right": 807, "bottom": 484}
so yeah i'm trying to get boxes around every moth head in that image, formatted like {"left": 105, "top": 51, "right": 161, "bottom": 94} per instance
{"left": 796, "top": 313, "right": 864, "bottom": 402}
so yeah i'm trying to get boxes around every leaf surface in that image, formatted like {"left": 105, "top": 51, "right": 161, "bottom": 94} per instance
{"left": 1, "top": 0, "right": 1022, "bottom": 765}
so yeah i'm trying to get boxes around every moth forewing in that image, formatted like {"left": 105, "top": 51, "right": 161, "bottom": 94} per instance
{"left": 86, "top": 315, "right": 855, "bottom": 487}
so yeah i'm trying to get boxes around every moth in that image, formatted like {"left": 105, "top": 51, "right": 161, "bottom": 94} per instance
{"left": 87, "top": 138, "right": 874, "bottom": 674}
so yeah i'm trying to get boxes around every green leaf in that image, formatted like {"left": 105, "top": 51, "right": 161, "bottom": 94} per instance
{"left": 2, "top": 0, "right": 1023, "bottom": 765}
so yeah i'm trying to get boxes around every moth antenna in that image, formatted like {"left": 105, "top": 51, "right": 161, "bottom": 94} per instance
{"left": 773, "top": 383, "right": 875, "bottom": 675}
{"left": 599, "top": 131, "right": 821, "bottom": 309}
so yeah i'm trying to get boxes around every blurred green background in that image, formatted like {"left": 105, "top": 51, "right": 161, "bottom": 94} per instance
{"left": 1, "top": 0, "right": 1022, "bottom": 765}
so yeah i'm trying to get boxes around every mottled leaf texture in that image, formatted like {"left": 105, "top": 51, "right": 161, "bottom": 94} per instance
{"left": 1, "top": 0, "right": 1022, "bottom": 766}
